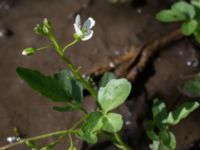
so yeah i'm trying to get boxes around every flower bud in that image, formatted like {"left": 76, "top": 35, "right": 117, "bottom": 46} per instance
{"left": 34, "top": 18, "right": 52, "bottom": 36}
{"left": 22, "top": 47, "right": 36, "bottom": 56}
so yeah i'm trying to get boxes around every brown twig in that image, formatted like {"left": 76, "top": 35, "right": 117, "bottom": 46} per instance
{"left": 126, "top": 29, "right": 183, "bottom": 81}
{"left": 86, "top": 29, "right": 184, "bottom": 82}
{"left": 114, "top": 45, "right": 143, "bottom": 77}
{"left": 86, "top": 45, "right": 141, "bottom": 76}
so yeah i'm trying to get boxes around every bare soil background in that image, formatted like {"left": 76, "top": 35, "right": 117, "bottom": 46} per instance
{"left": 0, "top": 0, "right": 200, "bottom": 149}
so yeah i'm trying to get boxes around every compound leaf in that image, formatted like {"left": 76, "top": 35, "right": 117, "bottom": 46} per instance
{"left": 146, "top": 121, "right": 159, "bottom": 141}
{"left": 181, "top": 19, "right": 198, "bottom": 35}
{"left": 172, "top": 1, "right": 195, "bottom": 19}
{"left": 149, "top": 140, "right": 160, "bottom": 150}
{"left": 156, "top": 10, "right": 187, "bottom": 22}
{"left": 79, "top": 112, "right": 103, "bottom": 144}
{"left": 98, "top": 78, "right": 131, "bottom": 113}
{"left": 152, "top": 99, "right": 168, "bottom": 125}
{"left": 102, "top": 113, "right": 123, "bottom": 133}
{"left": 159, "top": 131, "right": 176, "bottom": 150}
{"left": 99, "top": 72, "right": 115, "bottom": 88}
{"left": 165, "top": 101, "right": 199, "bottom": 125}
{"left": 183, "top": 73, "right": 200, "bottom": 96}
{"left": 194, "top": 27, "right": 200, "bottom": 43}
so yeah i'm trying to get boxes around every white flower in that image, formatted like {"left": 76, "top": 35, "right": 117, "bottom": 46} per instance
{"left": 73, "top": 14, "right": 95, "bottom": 41}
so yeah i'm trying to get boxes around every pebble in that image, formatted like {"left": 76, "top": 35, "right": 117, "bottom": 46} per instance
{"left": 186, "top": 59, "right": 199, "bottom": 67}
{"left": 137, "top": 8, "right": 142, "bottom": 14}
{"left": 178, "top": 50, "right": 183, "bottom": 56}
{"left": 114, "top": 50, "right": 120, "bottom": 56}
{"left": 109, "top": 61, "right": 115, "bottom": 68}
{"left": 6, "top": 136, "right": 20, "bottom": 143}
{"left": 186, "top": 48, "right": 199, "bottom": 68}
{"left": 125, "top": 120, "right": 132, "bottom": 125}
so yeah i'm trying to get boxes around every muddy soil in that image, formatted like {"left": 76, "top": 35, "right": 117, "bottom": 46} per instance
{"left": 0, "top": 0, "right": 200, "bottom": 150}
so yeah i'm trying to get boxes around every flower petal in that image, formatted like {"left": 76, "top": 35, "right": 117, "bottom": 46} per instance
{"left": 82, "top": 17, "right": 95, "bottom": 30}
{"left": 75, "top": 14, "right": 81, "bottom": 28}
{"left": 81, "top": 30, "right": 94, "bottom": 41}
{"left": 74, "top": 24, "right": 83, "bottom": 36}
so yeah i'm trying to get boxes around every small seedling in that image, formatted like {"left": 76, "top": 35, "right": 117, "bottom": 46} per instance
{"left": 0, "top": 15, "right": 133, "bottom": 150}
{"left": 156, "top": 0, "right": 200, "bottom": 43}
{"left": 183, "top": 73, "right": 200, "bottom": 97}
{"left": 147, "top": 99, "right": 199, "bottom": 150}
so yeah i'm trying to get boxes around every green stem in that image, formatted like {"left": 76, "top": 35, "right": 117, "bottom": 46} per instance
{"left": 71, "top": 115, "right": 88, "bottom": 130}
{"left": 37, "top": 46, "right": 50, "bottom": 51}
{"left": 0, "top": 130, "right": 79, "bottom": 150}
{"left": 61, "top": 56, "right": 97, "bottom": 98}
{"left": 68, "top": 134, "right": 74, "bottom": 149}
{"left": 47, "top": 135, "right": 66, "bottom": 148}
{"left": 113, "top": 133, "right": 133, "bottom": 150}
{"left": 49, "top": 33, "right": 132, "bottom": 150}
{"left": 49, "top": 33, "right": 63, "bottom": 56}
{"left": 49, "top": 33, "right": 97, "bottom": 98}
{"left": 79, "top": 106, "right": 88, "bottom": 115}
{"left": 63, "top": 39, "right": 79, "bottom": 52}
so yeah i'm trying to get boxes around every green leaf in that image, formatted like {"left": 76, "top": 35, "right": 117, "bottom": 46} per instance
{"left": 156, "top": 10, "right": 187, "bottom": 22}
{"left": 16, "top": 67, "right": 70, "bottom": 102}
{"left": 159, "top": 131, "right": 176, "bottom": 150}
{"left": 193, "top": 3, "right": 200, "bottom": 20}
{"left": 194, "top": 27, "right": 200, "bottom": 43}
{"left": 149, "top": 140, "right": 160, "bottom": 150}
{"left": 184, "top": 73, "right": 200, "bottom": 96}
{"left": 99, "top": 72, "right": 115, "bottom": 87}
{"left": 53, "top": 103, "right": 81, "bottom": 112}
{"left": 79, "top": 112, "right": 103, "bottom": 144}
{"left": 168, "top": 132, "right": 176, "bottom": 150}
{"left": 146, "top": 121, "right": 159, "bottom": 141}
{"left": 98, "top": 78, "right": 131, "bottom": 112}
{"left": 181, "top": 19, "right": 198, "bottom": 35}
{"left": 172, "top": 1, "right": 195, "bottom": 19}
{"left": 25, "top": 141, "right": 38, "bottom": 149}
{"left": 165, "top": 101, "right": 199, "bottom": 125}
{"left": 102, "top": 113, "right": 123, "bottom": 133}
{"left": 156, "top": 1, "right": 195, "bottom": 23}
{"left": 54, "top": 69, "right": 83, "bottom": 103}
{"left": 192, "top": 0, "right": 200, "bottom": 8}
{"left": 152, "top": 99, "right": 168, "bottom": 125}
